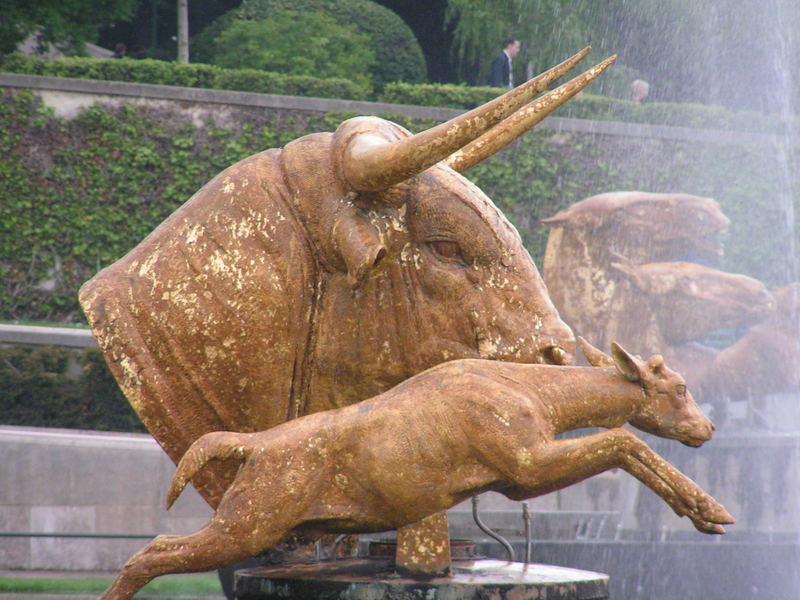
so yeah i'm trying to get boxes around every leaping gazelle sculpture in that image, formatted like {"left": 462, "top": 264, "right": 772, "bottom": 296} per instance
{"left": 99, "top": 338, "right": 733, "bottom": 600}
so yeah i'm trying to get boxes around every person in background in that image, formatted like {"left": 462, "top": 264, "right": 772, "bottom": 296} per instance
{"left": 630, "top": 79, "right": 650, "bottom": 104}
{"left": 112, "top": 43, "right": 127, "bottom": 59}
{"left": 489, "top": 37, "right": 520, "bottom": 89}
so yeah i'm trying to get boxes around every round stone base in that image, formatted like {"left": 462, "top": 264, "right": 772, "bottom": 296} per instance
{"left": 233, "top": 557, "right": 608, "bottom": 599}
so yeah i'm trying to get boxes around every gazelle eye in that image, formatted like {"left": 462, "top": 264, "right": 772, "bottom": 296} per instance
{"left": 429, "top": 240, "right": 464, "bottom": 262}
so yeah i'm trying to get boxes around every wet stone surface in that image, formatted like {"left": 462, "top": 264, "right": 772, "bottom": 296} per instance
{"left": 233, "top": 558, "right": 609, "bottom": 599}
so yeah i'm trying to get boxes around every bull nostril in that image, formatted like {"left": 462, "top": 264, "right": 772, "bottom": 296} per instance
{"left": 543, "top": 346, "right": 570, "bottom": 365}
{"left": 710, "top": 422, "right": 716, "bottom": 432}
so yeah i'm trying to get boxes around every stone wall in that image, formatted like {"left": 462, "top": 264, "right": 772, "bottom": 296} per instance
{"left": 0, "top": 72, "right": 775, "bottom": 145}
{"left": 0, "top": 425, "right": 211, "bottom": 571}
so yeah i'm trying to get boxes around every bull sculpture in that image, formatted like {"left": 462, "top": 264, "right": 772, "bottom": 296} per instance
{"left": 98, "top": 338, "right": 733, "bottom": 600}
{"left": 79, "top": 49, "right": 615, "bottom": 510}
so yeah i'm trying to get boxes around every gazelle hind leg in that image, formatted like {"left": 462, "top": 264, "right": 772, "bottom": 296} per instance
{"left": 98, "top": 522, "right": 281, "bottom": 600}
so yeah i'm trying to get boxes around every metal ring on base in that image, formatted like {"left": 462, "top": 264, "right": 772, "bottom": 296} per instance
{"left": 233, "top": 557, "right": 609, "bottom": 599}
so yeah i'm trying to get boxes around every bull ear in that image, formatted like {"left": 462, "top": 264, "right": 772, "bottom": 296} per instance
{"left": 578, "top": 336, "right": 614, "bottom": 367}
{"left": 331, "top": 206, "right": 386, "bottom": 289}
{"left": 611, "top": 341, "right": 641, "bottom": 382}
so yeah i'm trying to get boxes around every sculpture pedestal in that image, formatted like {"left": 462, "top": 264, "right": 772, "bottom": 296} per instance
{"left": 233, "top": 558, "right": 608, "bottom": 600}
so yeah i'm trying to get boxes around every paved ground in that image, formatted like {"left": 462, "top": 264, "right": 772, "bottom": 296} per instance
{"left": 0, "top": 570, "right": 225, "bottom": 599}
{"left": 0, "top": 595, "right": 97, "bottom": 600}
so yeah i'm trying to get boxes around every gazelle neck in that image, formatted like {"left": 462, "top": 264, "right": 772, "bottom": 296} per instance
{"left": 536, "top": 366, "right": 645, "bottom": 434}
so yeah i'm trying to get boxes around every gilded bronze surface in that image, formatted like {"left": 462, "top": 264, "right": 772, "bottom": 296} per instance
{"left": 82, "top": 52, "right": 620, "bottom": 586}
{"left": 80, "top": 53, "right": 615, "bottom": 509}
{"left": 99, "top": 340, "right": 732, "bottom": 599}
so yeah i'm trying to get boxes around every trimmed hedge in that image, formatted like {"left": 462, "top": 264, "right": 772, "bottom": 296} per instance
{"left": 0, "top": 53, "right": 370, "bottom": 100}
{"left": 380, "top": 81, "right": 788, "bottom": 134}
{"left": 379, "top": 81, "right": 507, "bottom": 110}
{"left": 1, "top": 52, "right": 791, "bottom": 136}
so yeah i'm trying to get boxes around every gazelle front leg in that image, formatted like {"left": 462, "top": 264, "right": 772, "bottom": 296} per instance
{"left": 616, "top": 431, "right": 734, "bottom": 533}
{"left": 510, "top": 428, "right": 733, "bottom": 533}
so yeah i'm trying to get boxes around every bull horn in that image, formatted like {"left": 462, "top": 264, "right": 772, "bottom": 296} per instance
{"left": 447, "top": 55, "right": 617, "bottom": 173}
{"left": 342, "top": 48, "right": 592, "bottom": 192}
{"left": 578, "top": 336, "right": 614, "bottom": 367}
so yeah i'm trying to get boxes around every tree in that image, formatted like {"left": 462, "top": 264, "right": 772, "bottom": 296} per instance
{"left": 193, "top": 0, "right": 427, "bottom": 87}
{"left": 208, "top": 11, "right": 376, "bottom": 87}
{"left": 177, "top": 0, "right": 189, "bottom": 62}
{"left": 0, "top": 0, "right": 138, "bottom": 55}
{"left": 445, "top": 0, "right": 800, "bottom": 111}
{"left": 444, "top": 0, "right": 597, "bottom": 85}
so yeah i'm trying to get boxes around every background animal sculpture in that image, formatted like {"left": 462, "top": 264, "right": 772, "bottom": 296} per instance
{"left": 699, "top": 282, "right": 800, "bottom": 404}
{"left": 541, "top": 191, "right": 730, "bottom": 344}
{"left": 540, "top": 191, "right": 800, "bottom": 414}
{"left": 602, "top": 261, "right": 773, "bottom": 373}
{"left": 98, "top": 339, "right": 732, "bottom": 600}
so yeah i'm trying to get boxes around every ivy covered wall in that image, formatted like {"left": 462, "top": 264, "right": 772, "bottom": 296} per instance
{"left": 1, "top": 87, "right": 797, "bottom": 325}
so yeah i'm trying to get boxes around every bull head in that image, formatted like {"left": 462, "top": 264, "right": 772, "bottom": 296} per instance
{"left": 80, "top": 49, "right": 614, "bottom": 505}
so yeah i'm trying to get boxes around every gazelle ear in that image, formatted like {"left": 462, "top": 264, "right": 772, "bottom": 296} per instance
{"left": 611, "top": 342, "right": 641, "bottom": 382}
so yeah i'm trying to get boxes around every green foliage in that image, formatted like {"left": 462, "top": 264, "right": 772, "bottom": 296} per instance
{"left": 0, "top": 573, "right": 221, "bottom": 594}
{"left": 381, "top": 81, "right": 504, "bottom": 109}
{"left": 0, "top": 86, "right": 796, "bottom": 326}
{"left": 0, "top": 345, "right": 143, "bottom": 432}
{"left": 193, "top": 0, "right": 426, "bottom": 88}
{"left": 0, "top": 89, "right": 334, "bottom": 322}
{"left": 0, "top": 0, "right": 137, "bottom": 55}
{"left": 208, "top": 10, "right": 375, "bottom": 89}
{"left": 0, "top": 53, "right": 370, "bottom": 100}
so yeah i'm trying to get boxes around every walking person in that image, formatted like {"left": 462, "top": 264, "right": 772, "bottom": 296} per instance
{"left": 489, "top": 38, "right": 520, "bottom": 88}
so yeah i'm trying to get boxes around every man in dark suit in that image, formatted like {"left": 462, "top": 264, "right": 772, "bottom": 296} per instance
{"left": 489, "top": 38, "right": 520, "bottom": 88}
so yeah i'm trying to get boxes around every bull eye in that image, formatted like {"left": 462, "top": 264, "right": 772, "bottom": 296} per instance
{"left": 428, "top": 240, "right": 464, "bottom": 263}
{"left": 675, "top": 384, "right": 687, "bottom": 397}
